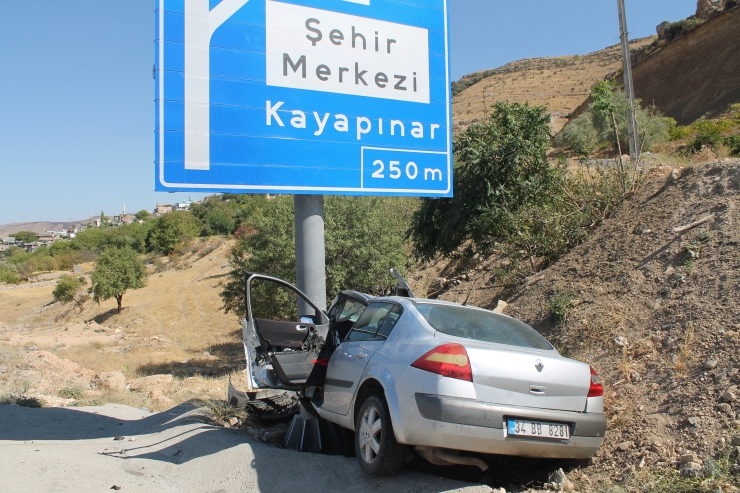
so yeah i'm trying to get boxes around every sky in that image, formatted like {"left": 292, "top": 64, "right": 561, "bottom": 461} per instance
{"left": 0, "top": 0, "right": 698, "bottom": 226}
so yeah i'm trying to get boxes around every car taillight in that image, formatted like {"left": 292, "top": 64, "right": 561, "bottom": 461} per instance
{"left": 411, "top": 343, "right": 472, "bottom": 382}
{"left": 588, "top": 366, "right": 603, "bottom": 397}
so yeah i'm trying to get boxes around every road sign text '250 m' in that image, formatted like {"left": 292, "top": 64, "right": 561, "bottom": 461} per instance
{"left": 155, "top": 0, "right": 452, "bottom": 197}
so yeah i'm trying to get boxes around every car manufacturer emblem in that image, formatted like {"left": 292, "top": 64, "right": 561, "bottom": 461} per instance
{"left": 535, "top": 359, "right": 544, "bottom": 372}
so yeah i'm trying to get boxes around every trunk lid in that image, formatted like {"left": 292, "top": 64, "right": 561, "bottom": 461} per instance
{"left": 465, "top": 344, "right": 590, "bottom": 413}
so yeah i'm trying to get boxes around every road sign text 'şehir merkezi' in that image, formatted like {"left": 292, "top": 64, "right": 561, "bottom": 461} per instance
{"left": 155, "top": 0, "right": 452, "bottom": 196}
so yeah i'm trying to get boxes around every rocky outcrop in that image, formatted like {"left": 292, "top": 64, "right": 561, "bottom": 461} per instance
{"left": 697, "top": 0, "right": 725, "bottom": 20}
{"left": 656, "top": 21, "right": 671, "bottom": 39}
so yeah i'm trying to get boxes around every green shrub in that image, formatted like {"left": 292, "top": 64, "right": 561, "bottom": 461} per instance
{"left": 664, "top": 17, "right": 705, "bottom": 41}
{"left": 548, "top": 288, "right": 574, "bottom": 325}
{"left": 58, "top": 387, "right": 84, "bottom": 399}
{"left": 689, "top": 121, "right": 726, "bottom": 152}
{"left": 669, "top": 125, "right": 692, "bottom": 141}
{"left": 724, "top": 134, "right": 740, "bottom": 156}
{"left": 52, "top": 275, "right": 87, "bottom": 312}
{"left": 554, "top": 112, "right": 600, "bottom": 157}
{"left": 0, "top": 267, "right": 20, "bottom": 285}
{"left": 556, "top": 86, "right": 669, "bottom": 156}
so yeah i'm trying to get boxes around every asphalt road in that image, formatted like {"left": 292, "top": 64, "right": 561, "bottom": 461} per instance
{"left": 0, "top": 403, "right": 492, "bottom": 493}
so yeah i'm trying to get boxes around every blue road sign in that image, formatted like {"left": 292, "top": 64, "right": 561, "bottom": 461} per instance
{"left": 155, "top": 0, "right": 452, "bottom": 196}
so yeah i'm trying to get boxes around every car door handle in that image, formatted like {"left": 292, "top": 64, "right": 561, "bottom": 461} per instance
{"left": 357, "top": 353, "right": 368, "bottom": 359}
{"left": 296, "top": 325, "right": 309, "bottom": 332}
{"left": 530, "top": 385, "right": 547, "bottom": 395}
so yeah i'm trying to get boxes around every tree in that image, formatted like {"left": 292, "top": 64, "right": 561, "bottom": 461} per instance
{"left": 408, "top": 101, "right": 557, "bottom": 261}
{"left": 53, "top": 275, "right": 88, "bottom": 312}
{"left": 71, "top": 229, "right": 108, "bottom": 252}
{"left": 191, "top": 197, "right": 238, "bottom": 236}
{"left": 591, "top": 80, "right": 626, "bottom": 191}
{"left": 10, "top": 231, "right": 38, "bottom": 243}
{"left": 91, "top": 247, "right": 147, "bottom": 313}
{"left": 221, "top": 195, "right": 412, "bottom": 318}
{"left": 146, "top": 212, "right": 200, "bottom": 254}
{"left": 135, "top": 210, "right": 151, "bottom": 221}
{"left": 36, "top": 254, "right": 58, "bottom": 273}
{"left": 100, "top": 211, "right": 109, "bottom": 228}
{"left": 555, "top": 82, "right": 669, "bottom": 162}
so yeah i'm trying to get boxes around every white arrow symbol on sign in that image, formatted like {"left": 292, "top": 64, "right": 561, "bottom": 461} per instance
{"left": 183, "top": 0, "right": 250, "bottom": 170}
{"left": 183, "top": 0, "right": 369, "bottom": 170}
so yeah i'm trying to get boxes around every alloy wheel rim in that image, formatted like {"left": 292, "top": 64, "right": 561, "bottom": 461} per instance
{"left": 359, "top": 404, "right": 382, "bottom": 464}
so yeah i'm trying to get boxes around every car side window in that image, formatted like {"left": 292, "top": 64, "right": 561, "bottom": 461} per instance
{"left": 376, "top": 305, "right": 402, "bottom": 339}
{"left": 338, "top": 300, "right": 366, "bottom": 323}
{"left": 346, "top": 303, "right": 402, "bottom": 342}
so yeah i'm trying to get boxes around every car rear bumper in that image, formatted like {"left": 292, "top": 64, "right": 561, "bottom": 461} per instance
{"left": 402, "top": 393, "right": 606, "bottom": 459}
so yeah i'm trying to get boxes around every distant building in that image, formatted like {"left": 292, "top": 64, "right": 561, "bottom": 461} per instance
{"left": 23, "top": 242, "right": 41, "bottom": 253}
{"left": 120, "top": 213, "right": 136, "bottom": 225}
{"left": 175, "top": 202, "right": 191, "bottom": 211}
{"left": 2, "top": 237, "right": 16, "bottom": 245}
{"left": 155, "top": 203, "right": 173, "bottom": 215}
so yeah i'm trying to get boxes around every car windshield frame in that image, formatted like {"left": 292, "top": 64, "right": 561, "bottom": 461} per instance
{"left": 413, "top": 302, "right": 554, "bottom": 351}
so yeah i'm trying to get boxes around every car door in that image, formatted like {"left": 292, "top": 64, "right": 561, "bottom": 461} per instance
{"left": 322, "top": 302, "right": 403, "bottom": 416}
{"left": 243, "top": 274, "right": 329, "bottom": 391}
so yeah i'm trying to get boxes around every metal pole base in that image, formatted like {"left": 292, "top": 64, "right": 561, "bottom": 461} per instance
{"left": 283, "top": 403, "right": 349, "bottom": 455}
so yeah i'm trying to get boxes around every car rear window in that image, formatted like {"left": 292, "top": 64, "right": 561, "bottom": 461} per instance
{"left": 414, "top": 303, "right": 553, "bottom": 350}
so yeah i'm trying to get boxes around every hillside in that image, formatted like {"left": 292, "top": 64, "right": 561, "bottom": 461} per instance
{"left": 409, "top": 157, "right": 740, "bottom": 488}
{"left": 0, "top": 220, "right": 87, "bottom": 238}
{"left": 631, "top": 6, "right": 740, "bottom": 125}
{"left": 0, "top": 238, "right": 244, "bottom": 411}
{"left": 452, "top": 38, "right": 655, "bottom": 133}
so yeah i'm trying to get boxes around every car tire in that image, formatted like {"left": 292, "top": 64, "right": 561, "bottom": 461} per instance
{"left": 354, "top": 394, "right": 405, "bottom": 476}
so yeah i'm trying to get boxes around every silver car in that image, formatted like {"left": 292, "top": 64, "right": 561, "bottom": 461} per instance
{"left": 233, "top": 273, "right": 606, "bottom": 476}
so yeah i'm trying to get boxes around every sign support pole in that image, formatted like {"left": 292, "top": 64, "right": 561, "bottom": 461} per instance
{"left": 294, "top": 195, "right": 327, "bottom": 313}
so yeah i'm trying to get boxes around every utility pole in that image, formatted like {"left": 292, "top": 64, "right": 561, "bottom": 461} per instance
{"left": 617, "top": 0, "right": 640, "bottom": 166}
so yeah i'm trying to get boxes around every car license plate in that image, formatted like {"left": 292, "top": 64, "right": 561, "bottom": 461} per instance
{"left": 507, "top": 419, "right": 570, "bottom": 440}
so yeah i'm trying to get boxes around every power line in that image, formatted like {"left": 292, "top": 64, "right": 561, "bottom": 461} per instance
{"left": 522, "top": 0, "right": 567, "bottom": 60}
{"left": 510, "top": 0, "right": 547, "bottom": 62}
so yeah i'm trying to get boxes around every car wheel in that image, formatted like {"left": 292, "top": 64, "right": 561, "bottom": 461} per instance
{"left": 355, "top": 394, "right": 405, "bottom": 476}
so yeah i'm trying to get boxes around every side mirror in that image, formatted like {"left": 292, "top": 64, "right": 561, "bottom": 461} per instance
{"left": 333, "top": 330, "right": 341, "bottom": 346}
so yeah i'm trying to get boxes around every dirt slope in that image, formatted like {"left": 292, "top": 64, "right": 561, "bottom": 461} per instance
{"left": 452, "top": 38, "right": 654, "bottom": 133}
{"left": 631, "top": 7, "right": 740, "bottom": 125}
{"left": 410, "top": 158, "right": 740, "bottom": 486}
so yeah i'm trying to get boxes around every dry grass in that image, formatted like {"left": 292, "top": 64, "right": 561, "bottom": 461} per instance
{"left": 453, "top": 37, "right": 656, "bottom": 133}
{"left": 674, "top": 324, "right": 696, "bottom": 374}
{"left": 620, "top": 344, "right": 632, "bottom": 382}
{"left": 197, "top": 398, "right": 251, "bottom": 427}
{"left": 0, "top": 238, "right": 245, "bottom": 411}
